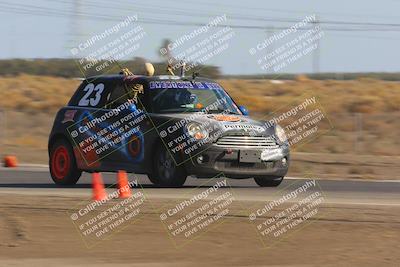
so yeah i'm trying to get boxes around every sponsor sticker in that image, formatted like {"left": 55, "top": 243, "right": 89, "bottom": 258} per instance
{"left": 149, "top": 81, "right": 223, "bottom": 90}
{"left": 62, "top": 110, "right": 77, "bottom": 123}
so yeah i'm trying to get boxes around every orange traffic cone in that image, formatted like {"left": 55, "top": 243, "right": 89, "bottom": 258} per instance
{"left": 117, "top": 170, "right": 132, "bottom": 199}
{"left": 3, "top": 155, "right": 18, "bottom": 167}
{"left": 92, "top": 173, "right": 107, "bottom": 201}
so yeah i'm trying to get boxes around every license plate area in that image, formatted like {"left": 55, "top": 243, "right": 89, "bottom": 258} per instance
{"left": 264, "top": 161, "right": 274, "bottom": 169}
{"left": 239, "top": 150, "right": 261, "bottom": 163}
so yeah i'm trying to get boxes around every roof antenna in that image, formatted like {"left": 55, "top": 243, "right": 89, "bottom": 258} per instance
{"left": 120, "top": 68, "right": 133, "bottom": 76}
{"left": 166, "top": 64, "right": 175, "bottom": 76}
{"left": 180, "top": 61, "right": 186, "bottom": 77}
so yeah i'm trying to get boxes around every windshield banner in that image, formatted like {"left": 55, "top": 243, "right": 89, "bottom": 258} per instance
{"left": 149, "top": 81, "right": 223, "bottom": 90}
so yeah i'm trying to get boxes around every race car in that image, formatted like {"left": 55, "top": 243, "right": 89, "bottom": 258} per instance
{"left": 48, "top": 66, "right": 290, "bottom": 187}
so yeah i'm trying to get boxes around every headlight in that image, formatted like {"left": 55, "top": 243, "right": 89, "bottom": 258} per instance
{"left": 186, "top": 122, "right": 208, "bottom": 140}
{"left": 275, "top": 124, "right": 287, "bottom": 143}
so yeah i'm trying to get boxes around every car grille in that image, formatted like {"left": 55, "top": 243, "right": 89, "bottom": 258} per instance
{"left": 215, "top": 135, "right": 279, "bottom": 149}
{"left": 214, "top": 161, "right": 275, "bottom": 173}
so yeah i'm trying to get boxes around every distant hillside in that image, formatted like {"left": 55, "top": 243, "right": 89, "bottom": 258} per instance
{"left": 1, "top": 59, "right": 400, "bottom": 81}
{"left": 0, "top": 58, "right": 221, "bottom": 79}
{"left": 222, "top": 72, "right": 400, "bottom": 81}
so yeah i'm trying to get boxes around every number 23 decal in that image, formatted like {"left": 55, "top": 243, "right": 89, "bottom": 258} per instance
{"left": 78, "top": 83, "right": 105, "bottom": 106}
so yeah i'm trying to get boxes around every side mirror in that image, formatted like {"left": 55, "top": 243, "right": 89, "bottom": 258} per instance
{"left": 239, "top": 106, "right": 249, "bottom": 116}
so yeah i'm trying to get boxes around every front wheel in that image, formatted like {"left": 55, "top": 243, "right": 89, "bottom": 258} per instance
{"left": 254, "top": 176, "right": 284, "bottom": 187}
{"left": 49, "top": 139, "right": 81, "bottom": 186}
{"left": 148, "top": 145, "right": 187, "bottom": 187}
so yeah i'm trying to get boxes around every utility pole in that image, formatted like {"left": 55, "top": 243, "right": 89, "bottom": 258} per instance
{"left": 312, "top": 16, "right": 321, "bottom": 74}
{"left": 68, "top": 0, "right": 83, "bottom": 55}
{"left": 266, "top": 25, "right": 275, "bottom": 75}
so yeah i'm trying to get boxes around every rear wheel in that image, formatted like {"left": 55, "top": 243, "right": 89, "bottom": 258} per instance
{"left": 148, "top": 145, "right": 187, "bottom": 187}
{"left": 49, "top": 139, "right": 81, "bottom": 186}
{"left": 254, "top": 176, "right": 284, "bottom": 187}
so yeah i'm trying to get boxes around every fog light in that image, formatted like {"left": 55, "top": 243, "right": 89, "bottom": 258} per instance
{"left": 281, "top": 157, "right": 287, "bottom": 166}
{"left": 197, "top": 155, "right": 204, "bottom": 164}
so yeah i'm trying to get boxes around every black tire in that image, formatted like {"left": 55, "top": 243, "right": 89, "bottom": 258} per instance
{"left": 254, "top": 176, "right": 284, "bottom": 187}
{"left": 147, "top": 172, "right": 160, "bottom": 185}
{"left": 49, "top": 139, "right": 82, "bottom": 186}
{"left": 149, "top": 145, "right": 187, "bottom": 187}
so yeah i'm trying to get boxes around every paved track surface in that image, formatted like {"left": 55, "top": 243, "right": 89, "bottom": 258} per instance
{"left": 0, "top": 166, "right": 399, "bottom": 205}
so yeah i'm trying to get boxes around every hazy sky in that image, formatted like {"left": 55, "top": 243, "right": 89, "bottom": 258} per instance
{"left": 0, "top": 0, "right": 399, "bottom": 74}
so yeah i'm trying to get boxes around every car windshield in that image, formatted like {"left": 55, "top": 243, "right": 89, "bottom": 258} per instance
{"left": 149, "top": 83, "right": 241, "bottom": 114}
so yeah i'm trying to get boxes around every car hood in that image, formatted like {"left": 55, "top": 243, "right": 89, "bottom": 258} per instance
{"left": 152, "top": 112, "right": 276, "bottom": 136}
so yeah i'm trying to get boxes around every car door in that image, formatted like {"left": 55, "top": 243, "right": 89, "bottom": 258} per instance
{"left": 102, "top": 79, "right": 151, "bottom": 172}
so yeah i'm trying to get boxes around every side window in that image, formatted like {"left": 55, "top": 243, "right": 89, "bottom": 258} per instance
{"left": 106, "top": 82, "right": 147, "bottom": 110}
{"left": 69, "top": 81, "right": 107, "bottom": 108}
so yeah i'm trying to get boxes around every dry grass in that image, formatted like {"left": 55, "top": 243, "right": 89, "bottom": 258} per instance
{"left": 0, "top": 74, "right": 80, "bottom": 112}
{"left": 219, "top": 77, "right": 400, "bottom": 114}
{"left": 1, "top": 74, "right": 399, "bottom": 114}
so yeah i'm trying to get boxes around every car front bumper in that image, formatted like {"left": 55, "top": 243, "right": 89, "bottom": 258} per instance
{"left": 184, "top": 144, "right": 290, "bottom": 179}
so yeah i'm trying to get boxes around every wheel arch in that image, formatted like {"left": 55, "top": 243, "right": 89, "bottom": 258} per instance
{"left": 48, "top": 134, "right": 69, "bottom": 153}
{"left": 147, "top": 137, "right": 187, "bottom": 173}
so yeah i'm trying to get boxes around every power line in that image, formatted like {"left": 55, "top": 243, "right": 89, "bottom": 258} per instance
{"left": 1, "top": 1, "right": 400, "bottom": 31}
{"left": 109, "top": 0, "right": 400, "bottom": 20}
{"left": 56, "top": 0, "right": 400, "bottom": 28}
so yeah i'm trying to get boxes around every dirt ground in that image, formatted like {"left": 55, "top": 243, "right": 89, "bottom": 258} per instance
{"left": 0, "top": 194, "right": 399, "bottom": 266}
